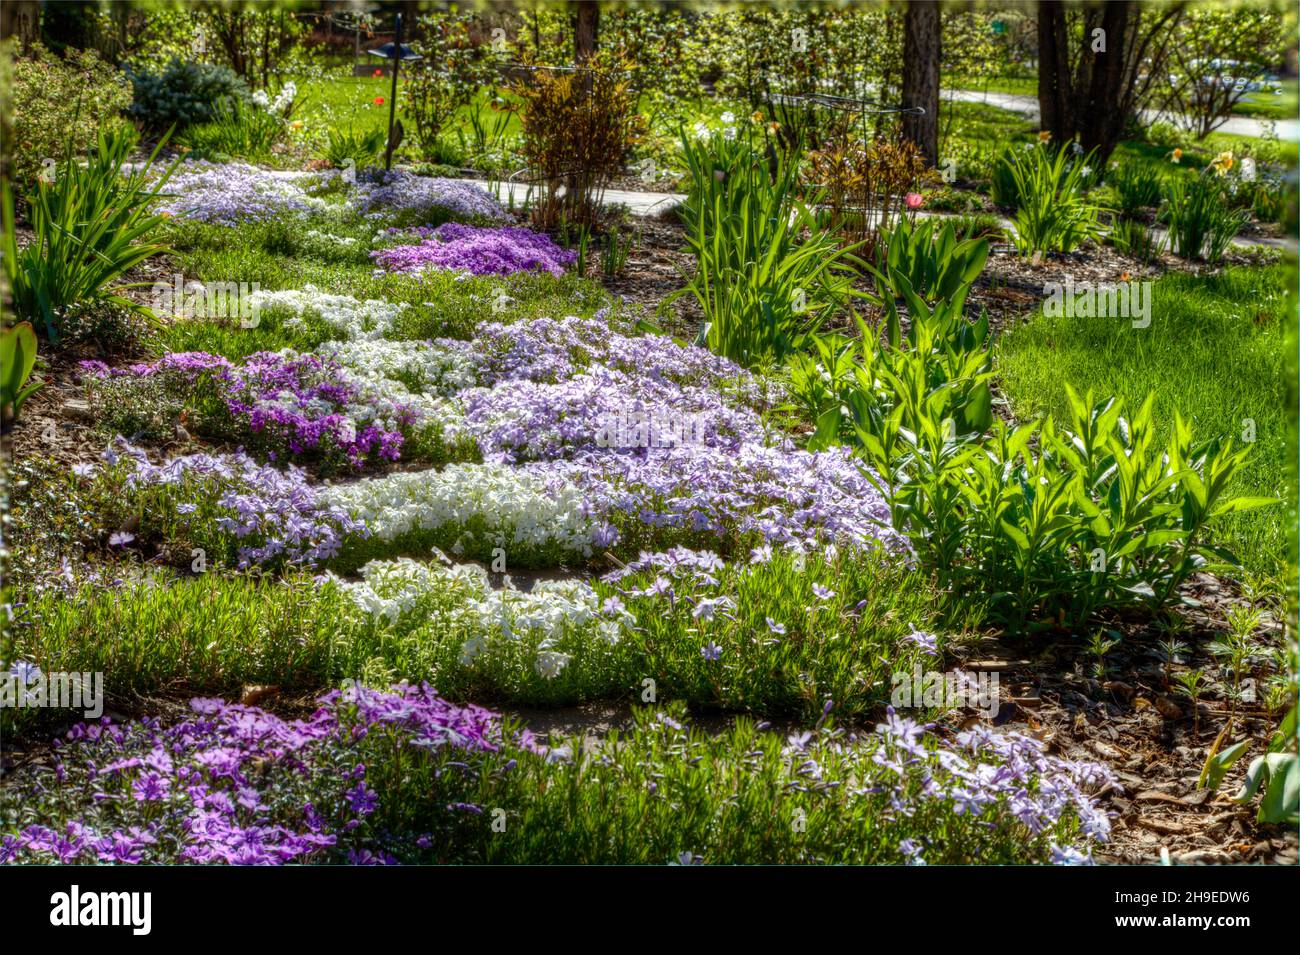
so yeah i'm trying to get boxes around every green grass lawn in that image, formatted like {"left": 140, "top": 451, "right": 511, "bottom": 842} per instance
{"left": 1232, "top": 78, "right": 1299, "bottom": 121}
{"left": 997, "top": 264, "right": 1296, "bottom": 583}
{"left": 947, "top": 75, "right": 1037, "bottom": 97}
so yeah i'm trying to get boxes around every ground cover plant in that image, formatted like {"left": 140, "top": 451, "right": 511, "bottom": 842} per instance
{"left": 1, "top": 0, "right": 1296, "bottom": 880}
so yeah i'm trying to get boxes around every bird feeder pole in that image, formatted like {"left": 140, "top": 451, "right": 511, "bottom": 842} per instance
{"left": 383, "top": 14, "right": 403, "bottom": 170}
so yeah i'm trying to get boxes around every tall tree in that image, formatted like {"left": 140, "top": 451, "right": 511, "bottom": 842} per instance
{"left": 901, "top": 1, "right": 940, "bottom": 166}
{"left": 1037, "top": 0, "right": 1184, "bottom": 165}
{"left": 574, "top": 0, "right": 599, "bottom": 64}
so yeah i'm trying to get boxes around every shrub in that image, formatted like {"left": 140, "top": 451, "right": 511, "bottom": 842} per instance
{"left": 1162, "top": 170, "right": 1249, "bottom": 264}
{"left": 9, "top": 41, "right": 133, "bottom": 188}
{"left": 1, "top": 128, "right": 174, "bottom": 342}
{"left": 508, "top": 58, "right": 646, "bottom": 228}
{"left": 125, "top": 59, "right": 250, "bottom": 131}
{"left": 805, "top": 137, "right": 936, "bottom": 256}
{"left": 1001, "top": 144, "right": 1105, "bottom": 256}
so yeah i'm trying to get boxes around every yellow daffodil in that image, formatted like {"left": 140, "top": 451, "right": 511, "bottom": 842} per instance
{"left": 1211, "top": 150, "right": 1234, "bottom": 176}
{"left": 750, "top": 110, "right": 764, "bottom": 123}
{"left": 1169, "top": 148, "right": 1182, "bottom": 163}
{"left": 1037, "top": 130, "right": 1051, "bottom": 143}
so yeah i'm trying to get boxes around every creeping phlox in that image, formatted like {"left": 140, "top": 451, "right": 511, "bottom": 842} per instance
{"left": 332, "top": 551, "right": 632, "bottom": 679}
{"left": 319, "top": 462, "right": 612, "bottom": 561}
{"left": 246, "top": 286, "right": 409, "bottom": 340}
{"left": 372, "top": 223, "right": 577, "bottom": 277}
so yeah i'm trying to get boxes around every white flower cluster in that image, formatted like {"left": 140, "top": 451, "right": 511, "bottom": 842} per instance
{"left": 252, "top": 81, "right": 297, "bottom": 116}
{"left": 246, "top": 286, "right": 407, "bottom": 340}
{"left": 303, "top": 229, "right": 360, "bottom": 248}
{"left": 318, "top": 338, "right": 479, "bottom": 397}
{"left": 334, "top": 554, "right": 629, "bottom": 679}
{"left": 320, "top": 463, "right": 599, "bottom": 558}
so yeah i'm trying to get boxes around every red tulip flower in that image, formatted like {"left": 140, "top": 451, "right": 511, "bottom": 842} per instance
{"left": 374, "top": 96, "right": 385, "bottom": 106}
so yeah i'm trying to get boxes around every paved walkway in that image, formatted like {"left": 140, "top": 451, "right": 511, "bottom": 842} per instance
{"left": 467, "top": 178, "right": 1294, "bottom": 254}
{"left": 946, "top": 89, "right": 1299, "bottom": 142}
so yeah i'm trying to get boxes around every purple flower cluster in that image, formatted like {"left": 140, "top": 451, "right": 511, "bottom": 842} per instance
{"left": 467, "top": 315, "right": 767, "bottom": 403}
{"left": 155, "top": 161, "right": 323, "bottom": 225}
{"left": 428, "top": 312, "right": 901, "bottom": 555}
{"left": 462, "top": 365, "right": 763, "bottom": 464}
{"left": 372, "top": 223, "right": 577, "bottom": 277}
{"left": 350, "top": 169, "right": 506, "bottom": 222}
{"left": 109, "top": 439, "right": 366, "bottom": 567}
{"left": 876, "top": 711, "right": 1114, "bottom": 858}
{"left": 527, "top": 442, "right": 906, "bottom": 557}
{"left": 0, "top": 684, "right": 528, "bottom": 865}
{"left": 82, "top": 352, "right": 413, "bottom": 469}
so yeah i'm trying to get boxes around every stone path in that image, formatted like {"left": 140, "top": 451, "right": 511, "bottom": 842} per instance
{"left": 468, "top": 178, "right": 1295, "bottom": 254}
{"left": 946, "top": 88, "right": 1299, "bottom": 142}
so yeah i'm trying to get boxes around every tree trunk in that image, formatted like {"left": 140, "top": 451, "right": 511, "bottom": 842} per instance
{"left": 574, "top": 1, "right": 599, "bottom": 64}
{"left": 1036, "top": 0, "right": 1181, "bottom": 167}
{"left": 0, "top": 1, "right": 40, "bottom": 52}
{"left": 901, "top": 1, "right": 940, "bottom": 166}
{"left": 1037, "top": 0, "right": 1073, "bottom": 143}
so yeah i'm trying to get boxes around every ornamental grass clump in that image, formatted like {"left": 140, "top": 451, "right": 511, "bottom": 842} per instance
{"left": 999, "top": 143, "right": 1105, "bottom": 256}
{"left": 2, "top": 127, "right": 175, "bottom": 342}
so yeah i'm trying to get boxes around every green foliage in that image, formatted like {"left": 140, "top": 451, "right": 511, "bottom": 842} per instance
{"left": 868, "top": 386, "right": 1271, "bottom": 626}
{"left": 126, "top": 59, "right": 250, "bottom": 131}
{"left": 6, "top": 574, "right": 354, "bottom": 736}
{"left": 1108, "top": 218, "right": 1165, "bottom": 263}
{"left": 873, "top": 217, "right": 990, "bottom": 307}
{"left": 321, "top": 126, "right": 385, "bottom": 170}
{"left": 1162, "top": 171, "right": 1249, "bottom": 263}
{"left": 1, "top": 128, "right": 174, "bottom": 342}
{"left": 0, "top": 322, "right": 44, "bottom": 431}
{"left": 1000, "top": 144, "right": 1105, "bottom": 256}
{"left": 177, "top": 99, "right": 284, "bottom": 162}
{"left": 403, "top": 13, "right": 497, "bottom": 161}
{"left": 674, "top": 130, "right": 863, "bottom": 367}
{"left": 999, "top": 265, "right": 1290, "bottom": 577}
{"left": 9, "top": 41, "right": 133, "bottom": 188}
{"left": 1108, "top": 161, "right": 1166, "bottom": 216}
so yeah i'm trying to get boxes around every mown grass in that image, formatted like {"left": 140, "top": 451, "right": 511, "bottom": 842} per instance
{"left": 998, "top": 263, "right": 1295, "bottom": 580}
